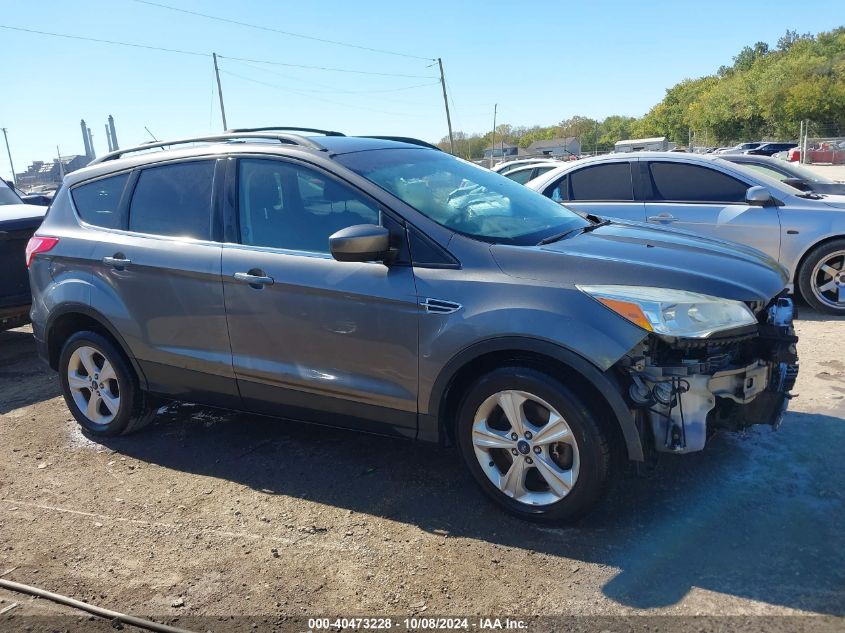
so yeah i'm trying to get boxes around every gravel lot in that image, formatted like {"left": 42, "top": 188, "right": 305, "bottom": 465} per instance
{"left": 0, "top": 310, "right": 843, "bottom": 629}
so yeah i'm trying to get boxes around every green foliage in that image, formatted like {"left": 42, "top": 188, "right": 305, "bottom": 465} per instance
{"left": 439, "top": 28, "right": 844, "bottom": 157}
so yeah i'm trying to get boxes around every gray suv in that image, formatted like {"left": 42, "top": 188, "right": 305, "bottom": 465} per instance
{"left": 28, "top": 129, "right": 799, "bottom": 521}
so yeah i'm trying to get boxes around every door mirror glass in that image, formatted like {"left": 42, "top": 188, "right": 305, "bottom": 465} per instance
{"left": 745, "top": 185, "right": 774, "bottom": 206}
{"left": 329, "top": 224, "right": 391, "bottom": 263}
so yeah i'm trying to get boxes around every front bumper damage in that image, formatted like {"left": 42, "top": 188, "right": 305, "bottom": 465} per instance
{"left": 618, "top": 295, "right": 799, "bottom": 454}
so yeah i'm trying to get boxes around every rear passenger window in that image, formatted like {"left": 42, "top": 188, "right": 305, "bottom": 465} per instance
{"left": 569, "top": 163, "right": 633, "bottom": 201}
{"left": 129, "top": 161, "right": 215, "bottom": 240}
{"left": 505, "top": 168, "right": 536, "bottom": 185}
{"left": 71, "top": 173, "right": 129, "bottom": 229}
{"left": 648, "top": 162, "right": 748, "bottom": 203}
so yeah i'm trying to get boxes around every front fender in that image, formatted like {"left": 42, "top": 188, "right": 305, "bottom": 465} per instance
{"left": 424, "top": 335, "right": 644, "bottom": 461}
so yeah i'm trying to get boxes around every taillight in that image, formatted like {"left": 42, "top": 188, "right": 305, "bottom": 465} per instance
{"left": 25, "top": 236, "right": 59, "bottom": 268}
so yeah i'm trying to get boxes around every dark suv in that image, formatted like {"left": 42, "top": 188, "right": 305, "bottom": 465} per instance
{"left": 28, "top": 128, "right": 799, "bottom": 520}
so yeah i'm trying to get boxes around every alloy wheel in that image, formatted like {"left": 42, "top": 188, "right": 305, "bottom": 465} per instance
{"left": 67, "top": 345, "right": 121, "bottom": 426}
{"left": 811, "top": 250, "right": 845, "bottom": 309}
{"left": 471, "top": 389, "right": 580, "bottom": 506}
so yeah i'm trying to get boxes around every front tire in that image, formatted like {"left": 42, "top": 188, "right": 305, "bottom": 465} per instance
{"left": 798, "top": 239, "right": 845, "bottom": 315}
{"left": 455, "top": 366, "right": 612, "bottom": 522}
{"left": 59, "top": 331, "right": 156, "bottom": 436}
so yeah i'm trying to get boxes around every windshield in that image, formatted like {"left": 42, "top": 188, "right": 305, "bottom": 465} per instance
{"left": 337, "top": 149, "right": 588, "bottom": 244}
{"left": 780, "top": 161, "right": 836, "bottom": 184}
{"left": 0, "top": 179, "right": 22, "bottom": 206}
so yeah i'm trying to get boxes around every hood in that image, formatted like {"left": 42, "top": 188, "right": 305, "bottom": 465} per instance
{"left": 811, "top": 183, "right": 845, "bottom": 196}
{"left": 820, "top": 193, "right": 845, "bottom": 209}
{"left": 0, "top": 203, "right": 48, "bottom": 230}
{"left": 491, "top": 221, "right": 789, "bottom": 304}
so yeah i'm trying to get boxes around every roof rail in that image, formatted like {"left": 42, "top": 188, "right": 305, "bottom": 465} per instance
{"left": 90, "top": 131, "right": 327, "bottom": 164}
{"left": 362, "top": 136, "right": 442, "bottom": 151}
{"left": 226, "top": 126, "right": 345, "bottom": 137}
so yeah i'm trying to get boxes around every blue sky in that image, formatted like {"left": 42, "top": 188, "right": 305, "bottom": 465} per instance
{"left": 0, "top": 0, "right": 841, "bottom": 179}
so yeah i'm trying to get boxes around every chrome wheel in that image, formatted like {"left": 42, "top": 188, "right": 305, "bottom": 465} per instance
{"left": 67, "top": 345, "right": 121, "bottom": 426}
{"left": 471, "top": 390, "right": 580, "bottom": 506}
{"left": 811, "top": 250, "right": 845, "bottom": 309}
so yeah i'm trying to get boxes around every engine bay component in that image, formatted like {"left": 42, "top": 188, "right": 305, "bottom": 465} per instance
{"left": 622, "top": 295, "right": 798, "bottom": 454}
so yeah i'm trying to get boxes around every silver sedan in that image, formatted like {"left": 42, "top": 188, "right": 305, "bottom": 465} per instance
{"left": 527, "top": 152, "right": 845, "bottom": 314}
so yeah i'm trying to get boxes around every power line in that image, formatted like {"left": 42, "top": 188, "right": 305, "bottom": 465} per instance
{"left": 223, "top": 59, "right": 439, "bottom": 94}
{"left": 131, "top": 0, "right": 434, "bottom": 61}
{"left": 0, "top": 24, "right": 206, "bottom": 57}
{"left": 219, "top": 69, "right": 431, "bottom": 118}
{"left": 217, "top": 54, "right": 436, "bottom": 79}
{"left": 0, "top": 24, "right": 437, "bottom": 79}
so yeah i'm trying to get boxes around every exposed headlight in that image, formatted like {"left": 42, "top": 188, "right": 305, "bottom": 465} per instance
{"left": 577, "top": 285, "right": 757, "bottom": 338}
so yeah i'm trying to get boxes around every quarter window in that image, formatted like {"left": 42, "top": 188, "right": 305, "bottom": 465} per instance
{"left": 569, "top": 163, "right": 634, "bottom": 201}
{"left": 648, "top": 162, "right": 748, "bottom": 203}
{"left": 129, "top": 161, "right": 215, "bottom": 239}
{"left": 238, "top": 159, "right": 379, "bottom": 254}
{"left": 71, "top": 173, "right": 129, "bottom": 229}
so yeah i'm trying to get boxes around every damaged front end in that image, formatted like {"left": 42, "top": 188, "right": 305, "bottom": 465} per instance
{"left": 618, "top": 295, "right": 799, "bottom": 454}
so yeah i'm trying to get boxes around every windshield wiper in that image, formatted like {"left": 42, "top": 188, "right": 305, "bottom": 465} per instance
{"left": 537, "top": 219, "right": 610, "bottom": 245}
{"left": 796, "top": 192, "right": 824, "bottom": 200}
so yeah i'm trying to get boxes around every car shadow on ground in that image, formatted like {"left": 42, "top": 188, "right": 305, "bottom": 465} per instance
{"left": 0, "top": 326, "right": 60, "bottom": 414}
{"left": 95, "top": 401, "right": 845, "bottom": 616}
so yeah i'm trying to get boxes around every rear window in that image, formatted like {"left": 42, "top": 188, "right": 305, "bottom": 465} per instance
{"left": 71, "top": 173, "right": 130, "bottom": 228}
{"left": 129, "top": 161, "right": 215, "bottom": 240}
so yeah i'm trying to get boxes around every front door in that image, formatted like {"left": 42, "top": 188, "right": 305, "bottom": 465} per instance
{"left": 642, "top": 160, "right": 781, "bottom": 262}
{"left": 222, "top": 157, "right": 419, "bottom": 436}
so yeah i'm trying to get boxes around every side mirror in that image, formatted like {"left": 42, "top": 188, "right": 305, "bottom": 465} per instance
{"left": 746, "top": 186, "right": 774, "bottom": 206}
{"left": 329, "top": 224, "right": 391, "bottom": 263}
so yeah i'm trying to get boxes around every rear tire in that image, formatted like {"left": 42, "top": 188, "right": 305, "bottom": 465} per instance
{"left": 798, "top": 239, "right": 845, "bottom": 315}
{"left": 59, "top": 331, "right": 156, "bottom": 436}
{"left": 455, "top": 366, "right": 612, "bottom": 522}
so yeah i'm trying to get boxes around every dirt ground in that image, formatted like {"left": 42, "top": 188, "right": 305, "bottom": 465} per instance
{"left": 0, "top": 308, "right": 843, "bottom": 630}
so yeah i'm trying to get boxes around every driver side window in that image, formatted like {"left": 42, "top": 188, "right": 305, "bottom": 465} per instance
{"left": 238, "top": 159, "right": 380, "bottom": 254}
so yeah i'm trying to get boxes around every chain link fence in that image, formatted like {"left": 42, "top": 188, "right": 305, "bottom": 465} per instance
{"left": 801, "top": 122, "right": 845, "bottom": 165}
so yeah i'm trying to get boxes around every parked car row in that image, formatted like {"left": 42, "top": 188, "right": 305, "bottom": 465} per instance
{"left": 18, "top": 128, "right": 802, "bottom": 521}
{"left": 713, "top": 141, "right": 798, "bottom": 156}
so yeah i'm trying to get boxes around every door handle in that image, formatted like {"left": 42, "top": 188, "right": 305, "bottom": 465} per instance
{"left": 102, "top": 255, "right": 131, "bottom": 268}
{"left": 647, "top": 213, "right": 677, "bottom": 223}
{"left": 234, "top": 271, "right": 275, "bottom": 287}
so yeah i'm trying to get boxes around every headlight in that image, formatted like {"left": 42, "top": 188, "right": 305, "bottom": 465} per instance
{"left": 577, "top": 285, "right": 757, "bottom": 338}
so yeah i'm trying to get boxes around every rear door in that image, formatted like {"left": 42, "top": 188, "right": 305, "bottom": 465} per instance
{"left": 642, "top": 160, "right": 781, "bottom": 261}
{"left": 87, "top": 159, "right": 237, "bottom": 406}
{"left": 541, "top": 160, "right": 646, "bottom": 222}
{"left": 221, "top": 156, "right": 419, "bottom": 436}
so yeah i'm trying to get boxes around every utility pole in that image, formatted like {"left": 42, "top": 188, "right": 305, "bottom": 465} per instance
{"left": 437, "top": 58, "right": 454, "bottom": 154}
{"left": 56, "top": 146, "right": 65, "bottom": 180}
{"left": 490, "top": 104, "right": 497, "bottom": 169}
{"left": 213, "top": 52, "right": 228, "bottom": 131}
{"left": 2, "top": 128, "right": 17, "bottom": 186}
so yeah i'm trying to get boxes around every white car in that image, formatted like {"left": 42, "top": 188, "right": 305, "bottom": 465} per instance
{"left": 491, "top": 158, "right": 561, "bottom": 174}
{"left": 500, "top": 162, "right": 561, "bottom": 184}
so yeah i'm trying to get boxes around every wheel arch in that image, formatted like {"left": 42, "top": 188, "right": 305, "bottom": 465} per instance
{"left": 45, "top": 304, "right": 148, "bottom": 389}
{"left": 792, "top": 234, "right": 845, "bottom": 286}
{"left": 428, "top": 337, "right": 643, "bottom": 461}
